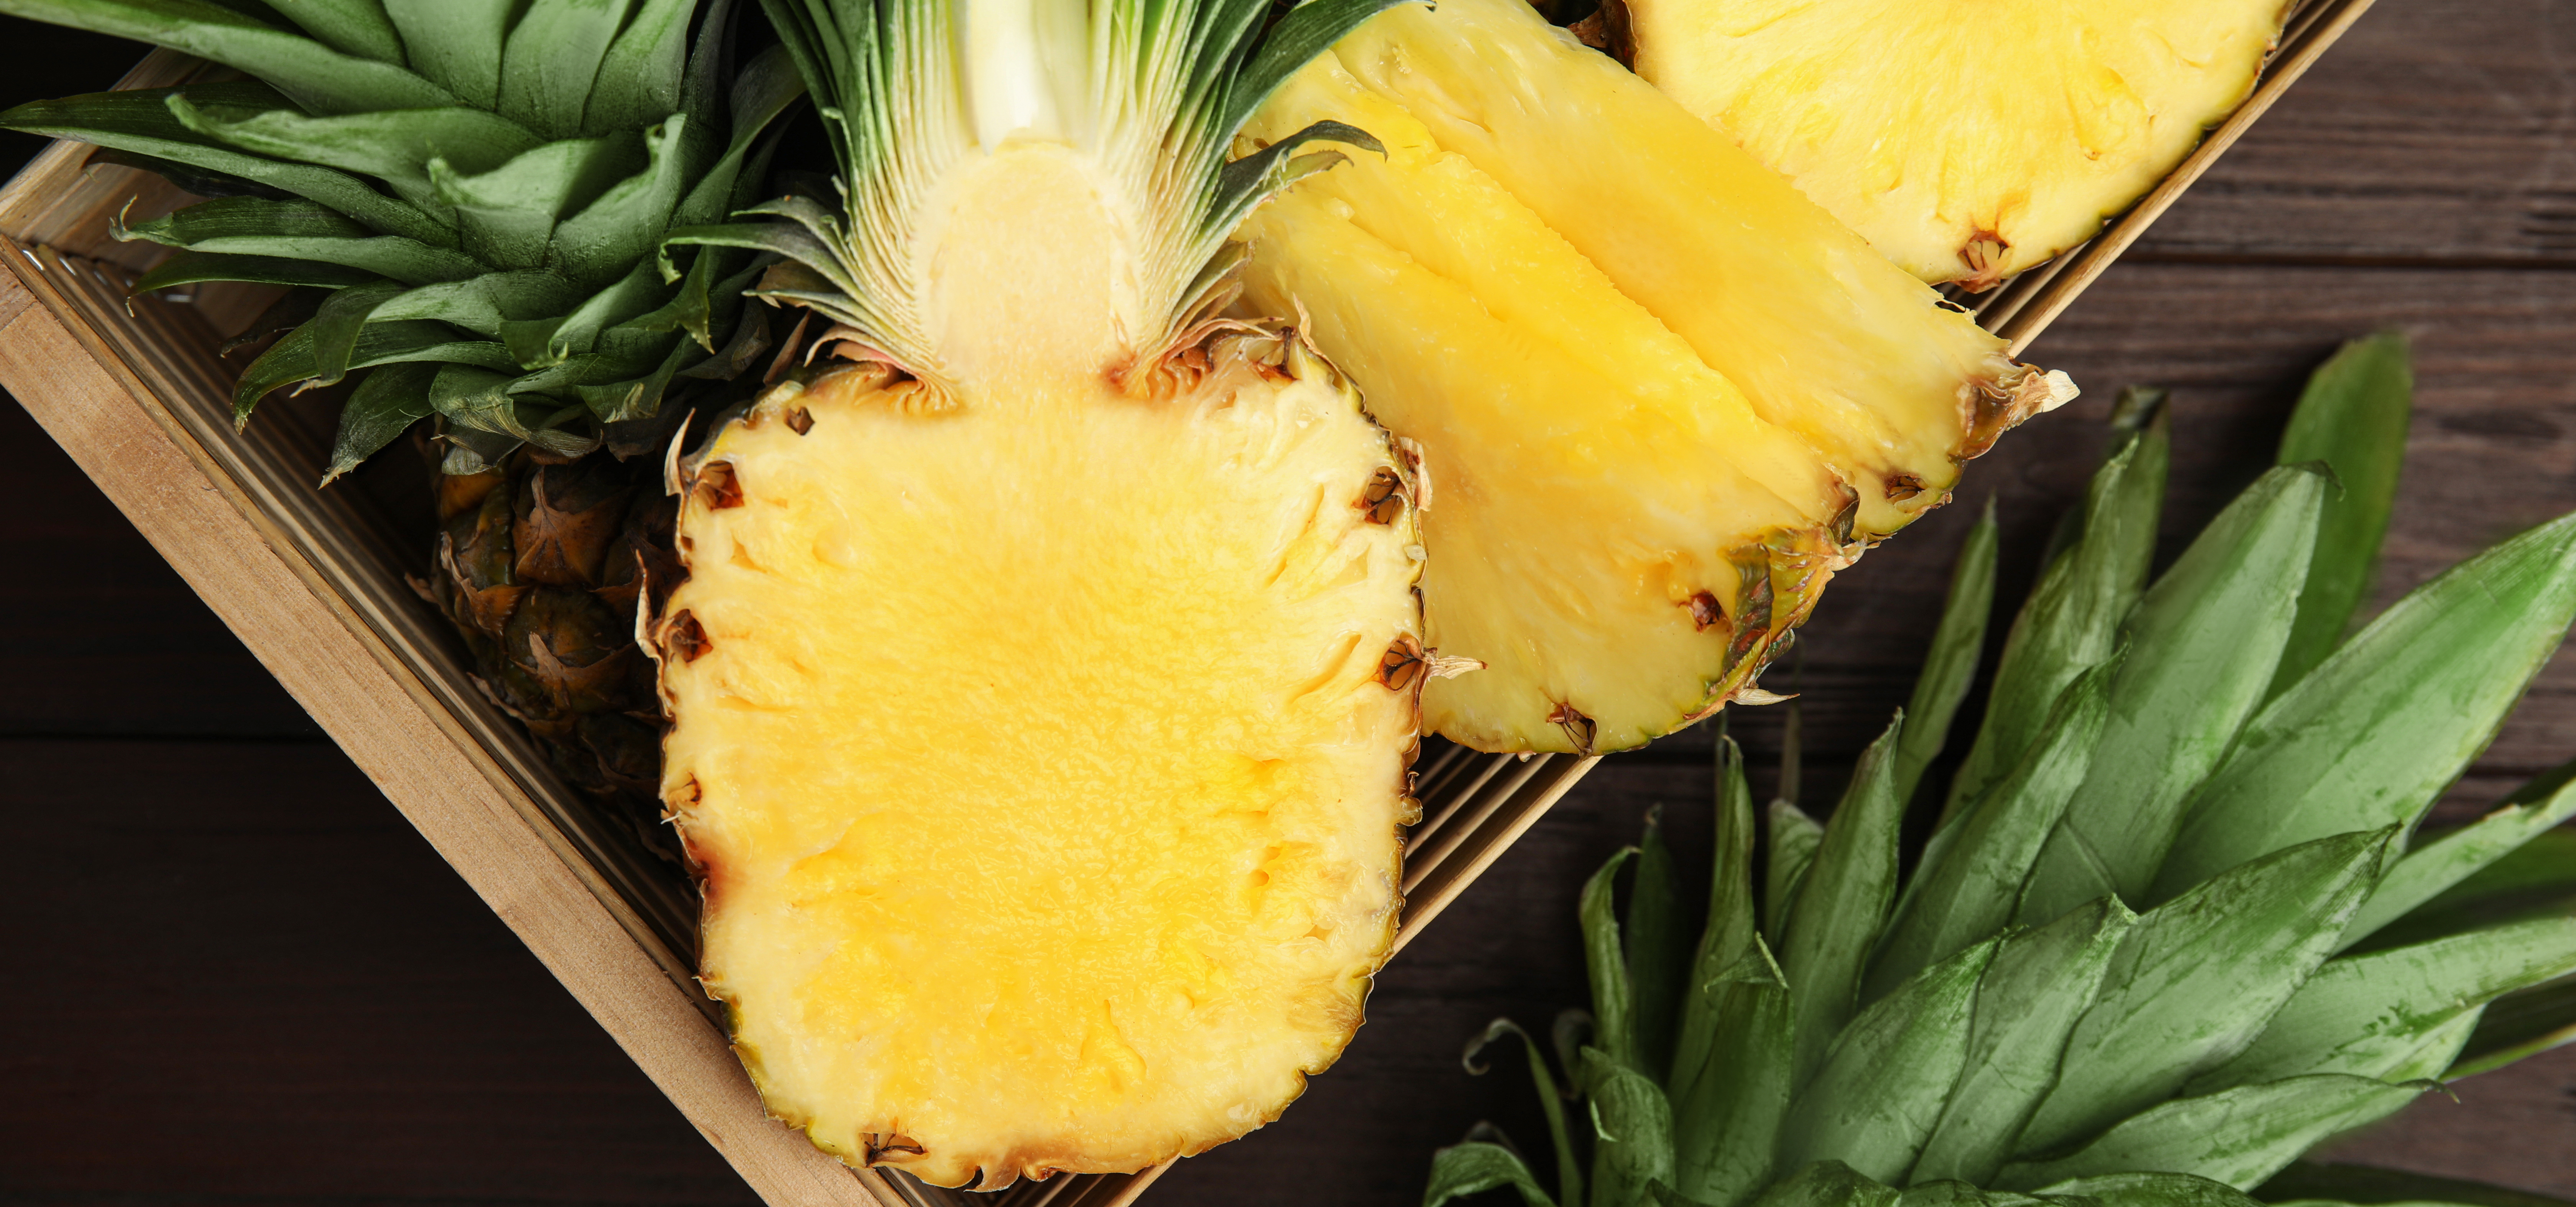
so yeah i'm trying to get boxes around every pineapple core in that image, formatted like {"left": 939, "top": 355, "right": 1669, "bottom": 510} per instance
{"left": 657, "top": 141, "right": 1423, "bottom": 1187}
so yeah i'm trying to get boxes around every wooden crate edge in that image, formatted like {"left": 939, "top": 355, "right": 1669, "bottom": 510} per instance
{"left": 0, "top": 250, "right": 887, "bottom": 1206}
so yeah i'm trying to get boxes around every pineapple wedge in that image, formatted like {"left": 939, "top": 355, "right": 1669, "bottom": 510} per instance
{"left": 1628, "top": 0, "right": 2290, "bottom": 288}
{"left": 1239, "top": 0, "right": 2069, "bottom": 753}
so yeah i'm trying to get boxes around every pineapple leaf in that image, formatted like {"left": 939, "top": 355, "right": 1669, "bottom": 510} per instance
{"left": 1946, "top": 414, "right": 2167, "bottom": 821}
{"left": 1751, "top": 1161, "right": 1901, "bottom": 1207}
{"left": 1671, "top": 737, "right": 1759, "bottom": 1103}
{"left": 1778, "top": 936, "right": 2000, "bottom": 1185}
{"left": 383, "top": 0, "right": 513, "bottom": 110}
{"left": 1764, "top": 799, "right": 1825, "bottom": 948}
{"left": 1630, "top": 809, "right": 1690, "bottom": 1083}
{"left": 2155, "top": 512, "right": 2576, "bottom": 900}
{"left": 2450, "top": 971, "right": 2576, "bottom": 1079}
{"left": 2018, "top": 828, "right": 2394, "bottom": 1157}
{"left": 323, "top": 360, "right": 438, "bottom": 485}
{"left": 0, "top": 84, "right": 454, "bottom": 245}
{"left": 1912, "top": 897, "right": 2137, "bottom": 1187}
{"left": 373, "top": 271, "right": 582, "bottom": 338}
{"left": 2017, "top": 464, "right": 2330, "bottom": 925}
{"left": 1425, "top": 1140, "right": 1558, "bottom": 1207}
{"left": 119, "top": 194, "right": 482, "bottom": 283}
{"left": 429, "top": 365, "right": 600, "bottom": 457}
{"left": 552, "top": 115, "right": 692, "bottom": 288}
{"left": 255, "top": 0, "right": 402, "bottom": 64}
{"left": 1219, "top": 0, "right": 1419, "bottom": 135}
{"left": 431, "top": 135, "right": 646, "bottom": 268}
{"left": 2261, "top": 1160, "right": 2576, "bottom": 1207}
{"left": 586, "top": 0, "right": 697, "bottom": 135}
{"left": 497, "top": 0, "right": 640, "bottom": 140}
{"left": 1671, "top": 938, "right": 1792, "bottom": 1207}
{"left": 1892, "top": 1185, "right": 2055, "bottom": 1207}
{"left": 1465, "top": 1020, "right": 1584, "bottom": 1207}
{"left": 2037, "top": 1172, "right": 2267, "bottom": 1207}
{"left": 304, "top": 279, "right": 410, "bottom": 386}
{"left": 132, "top": 249, "right": 381, "bottom": 291}
{"left": 2191, "top": 916, "right": 2576, "bottom": 1092}
{"left": 0, "top": 0, "right": 457, "bottom": 114}
{"left": 1873, "top": 658, "right": 2116, "bottom": 996}
{"left": 2348, "top": 784, "right": 2576, "bottom": 953}
{"left": 1893, "top": 498, "right": 1999, "bottom": 805}
{"left": 671, "top": 42, "right": 807, "bottom": 228}
{"left": 1581, "top": 847, "right": 1641, "bottom": 1073}
{"left": 167, "top": 89, "right": 542, "bottom": 207}
{"left": 1997, "top": 1075, "right": 2427, "bottom": 1194}
{"left": 1584, "top": 1046, "right": 1677, "bottom": 1207}
{"left": 233, "top": 319, "right": 517, "bottom": 420}
{"left": 1204, "top": 120, "right": 1382, "bottom": 243}
{"left": 2271, "top": 332, "right": 2413, "bottom": 697}
{"left": 1782, "top": 714, "right": 1907, "bottom": 1081}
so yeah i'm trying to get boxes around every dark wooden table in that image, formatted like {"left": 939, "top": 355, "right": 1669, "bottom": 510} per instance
{"left": 7, "top": 3, "right": 2575, "bottom": 1204}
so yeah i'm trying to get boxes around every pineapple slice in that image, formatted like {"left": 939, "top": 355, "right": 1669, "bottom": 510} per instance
{"left": 1627, "top": 0, "right": 2289, "bottom": 288}
{"left": 660, "top": 333, "right": 1421, "bottom": 1187}
{"left": 1239, "top": 0, "right": 2069, "bottom": 753}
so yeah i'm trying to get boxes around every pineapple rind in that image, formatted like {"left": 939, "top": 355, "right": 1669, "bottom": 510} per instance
{"left": 1240, "top": 0, "right": 2055, "bottom": 752}
{"left": 657, "top": 333, "right": 1421, "bottom": 1188}
{"left": 1630, "top": 0, "right": 2288, "bottom": 288}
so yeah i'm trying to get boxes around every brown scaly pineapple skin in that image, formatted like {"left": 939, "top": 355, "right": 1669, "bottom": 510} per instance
{"left": 424, "top": 451, "right": 680, "bottom": 826}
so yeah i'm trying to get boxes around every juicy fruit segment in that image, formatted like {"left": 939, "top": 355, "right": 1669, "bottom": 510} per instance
{"left": 659, "top": 332, "right": 1423, "bottom": 1186}
{"left": 1238, "top": 0, "right": 2066, "bottom": 752}
{"left": 1629, "top": 0, "right": 2288, "bottom": 288}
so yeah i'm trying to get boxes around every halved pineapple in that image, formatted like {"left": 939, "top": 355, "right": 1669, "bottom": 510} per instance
{"left": 660, "top": 334, "right": 1418, "bottom": 1186}
{"left": 651, "top": 0, "right": 1430, "bottom": 1184}
{"left": 1238, "top": 0, "right": 2070, "bottom": 754}
{"left": 1627, "top": 0, "right": 2291, "bottom": 288}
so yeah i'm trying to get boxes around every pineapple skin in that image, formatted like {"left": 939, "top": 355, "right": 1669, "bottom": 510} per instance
{"left": 654, "top": 329, "right": 1425, "bottom": 1188}
{"left": 1239, "top": 0, "right": 2067, "bottom": 753}
{"left": 1629, "top": 0, "right": 2289, "bottom": 289}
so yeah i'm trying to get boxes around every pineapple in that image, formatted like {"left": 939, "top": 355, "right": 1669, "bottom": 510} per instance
{"left": 1622, "top": 0, "right": 2292, "bottom": 289}
{"left": 2, "top": 0, "right": 795, "bottom": 817}
{"left": 1235, "top": 0, "right": 2073, "bottom": 755}
{"left": 1424, "top": 336, "right": 2576, "bottom": 1207}
{"left": 647, "top": 0, "right": 1428, "bottom": 1185}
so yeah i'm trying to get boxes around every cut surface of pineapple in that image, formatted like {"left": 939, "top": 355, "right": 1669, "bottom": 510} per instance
{"left": 1628, "top": 0, "right": 2288, "bottom": 288}
{"left": 659, "top": 189, "right": 1423, "bottom": 1183}
{"left": 1238, "top": 0, "right": 2068, "bottom": 753}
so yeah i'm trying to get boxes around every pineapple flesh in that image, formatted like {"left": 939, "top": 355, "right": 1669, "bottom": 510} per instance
{"left": 1239, "top": 0, "right": 2069, "bottom": 754}
{"left": 1627, "top": 0, "right": 2290, "bottom": 288}
{"left": 655, "top": 0, "right": 1431, "bottom": 1184}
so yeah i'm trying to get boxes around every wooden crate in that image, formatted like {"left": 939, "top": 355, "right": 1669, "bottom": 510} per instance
{"left": 0, "top": 4, "right": 2366, "bottom": 1202}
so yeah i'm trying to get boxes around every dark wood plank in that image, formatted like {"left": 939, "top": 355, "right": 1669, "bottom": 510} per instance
{"left": 0, "top": 735, "right": 759, "bottom": 1207}
{"left": 2137, "top": 0, "right": 2576, "bottom": 265}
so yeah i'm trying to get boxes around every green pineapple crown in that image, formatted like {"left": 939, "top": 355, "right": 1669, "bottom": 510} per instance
{"left": 1434, "top": 334, "right": 2576, "bottom": 1207}
{"left": 0, "top": 0, "right": 806, "bottom": 480}
{"left": 665, "top": 0, "right": 1409, "bottom": 392}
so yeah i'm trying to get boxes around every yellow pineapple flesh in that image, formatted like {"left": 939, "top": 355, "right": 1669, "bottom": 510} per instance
{"left": 1237, "top": 0, "right": 2069, "bottom": 754}
{"left": 656, "top": 137, "right": 1424, "bottom": 1187}
{"left": 1628, "top": 0, "right": 2289, "bottom": 288}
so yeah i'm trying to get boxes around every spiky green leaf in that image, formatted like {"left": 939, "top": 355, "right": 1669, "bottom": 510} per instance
{"left": 132, "top": 249, "right": 381, "bottom": 291}
{"left": 2271, "top": 332, "right": 2413, "bottom": 696}
{"left": 1425, "top": 1141, "right": 1557, "bottom": 1207}
{"left": 166, "top": 89, "right": 540, "bottom": 208}
{"left": 1894, "top": 499, "right": 1999, "bottom": 804}
{"left": 2155, "top": 514, "right": 2576, "bottom": 899}
{"left": 322, "top": 360, "right": 438, "bottom": 484}
{"left": 1585, "top": 1046, "right": 1676, "bottom": 1207}
{"left": 1630, "top": 809, "right": 1690, "bottom": 1083}
{"left": 1583, "top": 847, "right": 1641, "bottom": 1074}
{"left": 2345, "top": 767, "right": 2576, "bottom": 951}
{"left": 1779, "top": 937, "right": 1999, "bottom": 1184}
{"left": 0, "top": 0, "right": 457, "bottom": 113}
{"left": 1783, "top": 715, "right": 1907, "bottom": 1080}
{"left": 2450, "top": 971, "right": 2576, "bottom": 1078}
{"left": 1946, "top": 416, "right": 2167, "bottom": 820}
{"left": 2018, "top": 829, "right": 2393, "bottom": 1156}
{"left": 1465, "top": 1020, "right": 1583, "bottom": 1207}
{"left": 1912, "top": 898, "right": 2138, "bottom": 1187}
{"left": 1874, "top": 661, "right": 2116, "bottom": 995}
{"left": 2037, "top": 1172, "right": 2267, "bottom": 1207}
{"left": 1764, "top": 799, "right": 1824, "bottom": 949}
{"left": 1750, "top": 1162, "right": 1901, "bottom": 1207}
{"left": 2000, "top": 1075, "right": 2426, "bottom": 1193}
{"left": 2017, "top": 465, "right": 2328, "bottom": 924}
{"left": 1672, "top": 737, "right": 1758, "bottom": 1101}
{"left": 1671, "top": 940, "right": 1792, "bottom": 1207}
